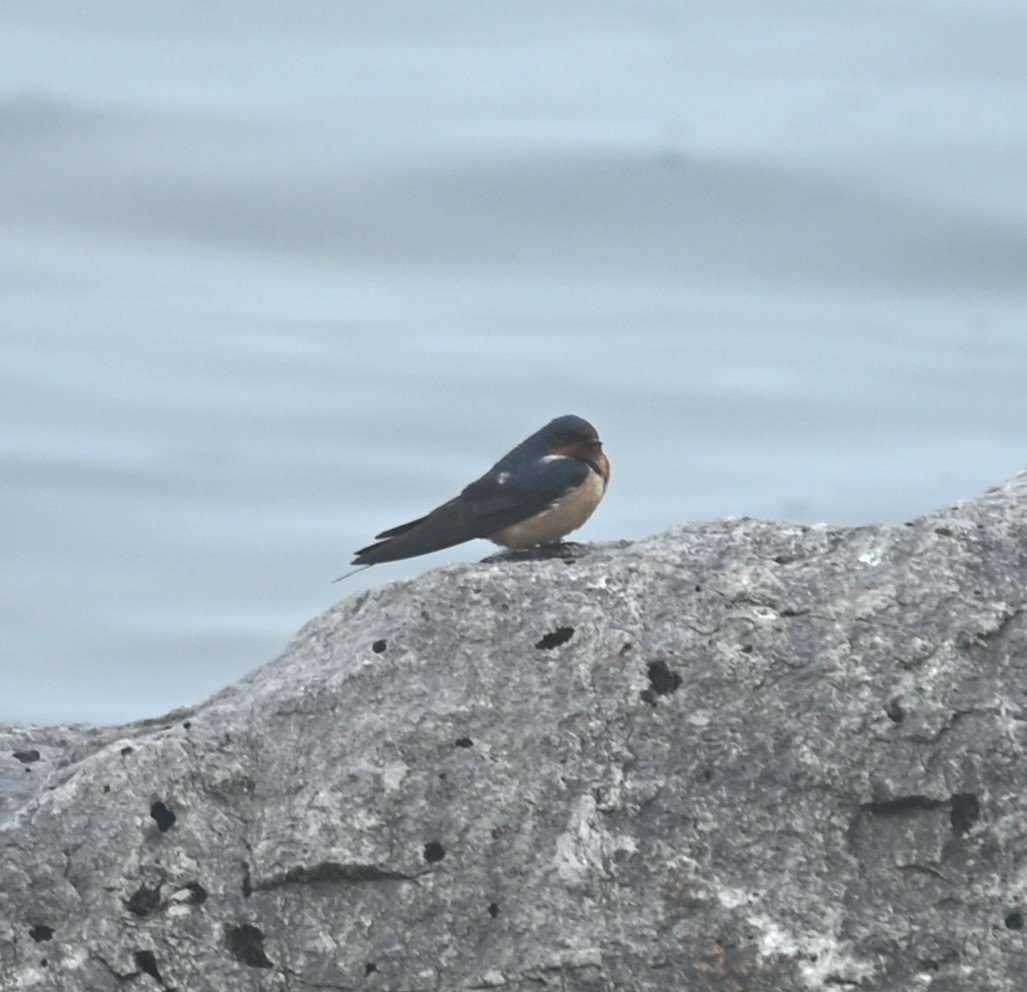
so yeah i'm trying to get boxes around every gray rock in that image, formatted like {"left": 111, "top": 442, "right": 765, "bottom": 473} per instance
{"left": 4, "top": 474, "right": 1027, "bottom": 991}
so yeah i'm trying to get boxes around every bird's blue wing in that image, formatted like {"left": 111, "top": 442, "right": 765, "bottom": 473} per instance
{"left": 460, "top": 456, "right": 590, "bottom": 525}
{"left": 351, "top": 457, "right": 589, "bottom": 565}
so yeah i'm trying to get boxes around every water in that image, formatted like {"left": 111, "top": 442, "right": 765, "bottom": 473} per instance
{"left": 2, "top": 1, "right": 1026, "bottom": 724}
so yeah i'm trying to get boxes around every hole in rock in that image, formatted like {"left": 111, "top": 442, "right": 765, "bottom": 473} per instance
{"left": 29, "top": 925, "right": 53, "bottom": 943}
{"left": 126, "top": 884, "right": 162, "bottom": 917}
{"left": 535, "top": 627, "right": 574, "bottom": 650}
{"left": 121, "top": 746, "right": 134, "bottom": 756}
{"left": 885, "top": 697, "right": 905, "bottom": 723}
{"left": 1005, "top": 911, "right": 1024, "bottom": 930}
{"left": 454, "top": 737, "right": 473, "bottom": 748}
{"left": 225, "top": 923, "right": 274, "bottom": 968}
{"left": 181, "top": 881, "right": 208, "bottom": 905}
{"left": 134, "top": 950, "right": 163, "bottom": 984}
{"left": 150, "top": 802, "right": 177, "bottom": 832}
{"left": 647, "top": 660, "right": 681, "bottom": 695}
{"left": 372, "top": 639, "right": 387, "bottom": 654}
{"left": 640, "top": 660, "right": 682, "bottom": 705}
{"left": 423, "top": 841, "right": 446, "bottom": 863}
{"left": 13, "top": 749, "right": 40, "bottom": 763}
{"left": 487, "top": 902, "right": 499, "bottom": 918}
{"left": 950, "top": 793, "right": 980, "bottom": 836}
{"left": 365, "top": 962, "right": 378, "bottom": 975}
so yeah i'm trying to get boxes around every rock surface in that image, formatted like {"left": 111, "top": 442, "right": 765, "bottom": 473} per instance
{"left": 4, "top": 475, "right": 1027, "bottom": 991}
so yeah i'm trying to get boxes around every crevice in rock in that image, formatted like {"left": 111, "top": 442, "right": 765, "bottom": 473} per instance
{"left": 862, "top": 795, "right": 946, "bottom": 816}
{"left": 257, "top": 861, "right": 413, "bottom": 891}
{"left": 13, "top": 749, "right": 40, "bottom": 763}
{"left": 896, "top": 863, "right": 953, "bottom": 883}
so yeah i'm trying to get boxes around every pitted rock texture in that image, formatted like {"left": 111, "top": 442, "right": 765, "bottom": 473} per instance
{"left": 4, "top": 474, "right": 1027, "bottom": 991}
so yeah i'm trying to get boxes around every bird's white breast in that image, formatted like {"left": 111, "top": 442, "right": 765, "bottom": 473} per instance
{"left": 488, "top": 462, "right": 606, "bottom": 549}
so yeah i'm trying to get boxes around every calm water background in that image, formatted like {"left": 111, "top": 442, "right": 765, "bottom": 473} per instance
{"left": 2, "top": 1, "right": 1026, "bottom": 724}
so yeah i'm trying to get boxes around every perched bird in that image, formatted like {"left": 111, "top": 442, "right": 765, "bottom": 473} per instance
{"left": 347, "top": 414, "right": 610, "bottom": 570}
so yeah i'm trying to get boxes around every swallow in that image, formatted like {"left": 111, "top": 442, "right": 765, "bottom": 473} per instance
{"left": 348, "top": 414, "right": 610, "bottom": 569}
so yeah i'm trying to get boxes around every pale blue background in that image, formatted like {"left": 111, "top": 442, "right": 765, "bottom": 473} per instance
{"left": 3, "top": 1, "right": 1026, "bottom": 724}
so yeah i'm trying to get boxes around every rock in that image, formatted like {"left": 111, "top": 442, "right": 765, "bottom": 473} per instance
{"left": 4, "top": 474, "right": 1027, "bottom": 991}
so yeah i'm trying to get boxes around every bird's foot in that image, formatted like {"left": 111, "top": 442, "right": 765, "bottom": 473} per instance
{"left": 482, "top": 541, "right": 589, "bottom": 564}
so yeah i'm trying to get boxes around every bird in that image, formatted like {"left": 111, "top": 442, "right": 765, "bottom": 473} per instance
{"left": 343, "top": 414, "right": 610, "bottom": 573}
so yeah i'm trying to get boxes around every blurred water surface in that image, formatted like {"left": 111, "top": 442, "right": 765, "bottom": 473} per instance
{"left": 2, "top": 1, "right": 1026, "bottom": 723}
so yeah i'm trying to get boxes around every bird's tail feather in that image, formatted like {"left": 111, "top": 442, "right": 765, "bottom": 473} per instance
{"left": 351, "top": 498, "right": 480, "bottom": 565}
